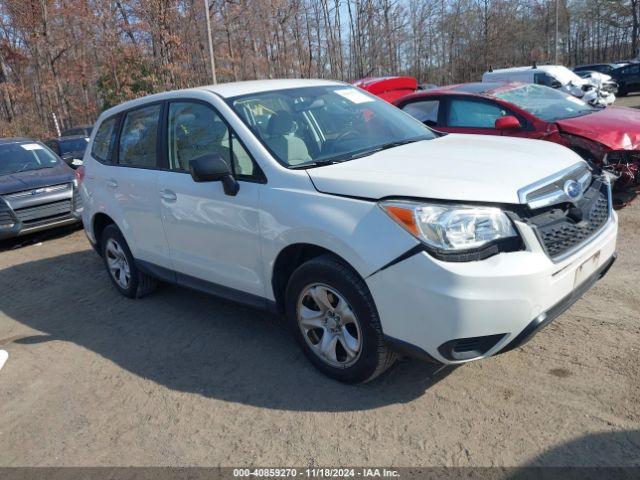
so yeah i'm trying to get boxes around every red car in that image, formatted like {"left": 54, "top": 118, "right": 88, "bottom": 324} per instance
{"left": 358, "top": 79, "right": 640, "bottom": 201}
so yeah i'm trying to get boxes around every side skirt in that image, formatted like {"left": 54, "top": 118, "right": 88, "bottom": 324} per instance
{"left": 136, "top": 259, "right": 278, "bottom": 313}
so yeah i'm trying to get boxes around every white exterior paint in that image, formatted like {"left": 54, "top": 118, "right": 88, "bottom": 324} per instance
{"left": 81, "top": 80, "right": 618, "bottom": 366}
{"left": 307, "top": 134, "right": 585, "bottom": 204}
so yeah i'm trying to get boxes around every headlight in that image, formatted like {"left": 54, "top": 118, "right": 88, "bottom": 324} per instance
{"left": 380, "top": 200, "right": 521, "bottom": 261}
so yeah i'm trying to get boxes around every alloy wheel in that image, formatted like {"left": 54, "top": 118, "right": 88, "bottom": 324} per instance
{"left": 297, "top": 283, "right": 362, "bottom": 367}
{"left": 105, "top": 238, "right": 131, "bottom": 289}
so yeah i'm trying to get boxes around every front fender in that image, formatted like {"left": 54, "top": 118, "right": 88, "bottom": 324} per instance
{"left": 259, "top": 186, "right": 419, "bottom": 300}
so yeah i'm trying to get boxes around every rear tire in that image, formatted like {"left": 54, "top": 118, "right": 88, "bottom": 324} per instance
{"left": 285, "top": 254, "right": 396, "bottom": 383}
{"left": 101, "top": 224, "right": 157, "bottom": 299}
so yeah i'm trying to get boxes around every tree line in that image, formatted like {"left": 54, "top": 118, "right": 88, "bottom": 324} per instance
{"left": 0, "top": 0, "right": 637, "bottom": 138}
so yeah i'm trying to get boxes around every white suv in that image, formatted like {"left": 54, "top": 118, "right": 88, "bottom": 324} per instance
{"left": 80, "top": 80, "right": 617, "bottom": 383}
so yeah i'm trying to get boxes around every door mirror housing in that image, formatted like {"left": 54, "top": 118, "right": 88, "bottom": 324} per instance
{"left": 495, "top": 115, "right": 521, "bottom": 130}
{"left": 189, "top": 153, "right": 239, "bottom": 196}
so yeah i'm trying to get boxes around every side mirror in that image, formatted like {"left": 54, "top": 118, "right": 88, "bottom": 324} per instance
{"left": 189, "top": 153, "right": 239, "bottom": 196}
{"left": 495, "top": 115, "right": 521, "bottom": 130}
{"left": 550, "top": 80, "right": 562, "bottom": 89}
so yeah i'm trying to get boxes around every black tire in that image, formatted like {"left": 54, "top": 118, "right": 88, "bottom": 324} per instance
{"left": 100, "top": 224, "right": 157, "bottom": 299}
{"left": 285, "top": 254, "right": 396, "bottom": 383}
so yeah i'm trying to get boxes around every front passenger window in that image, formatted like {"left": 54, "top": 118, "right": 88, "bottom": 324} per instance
{"left": 447, "top": 99, "right": 508, "bottom": 128}
{"left": 168, "top": 102, "right": 255, "bottom": 177}
{"left": 118, "top": 105, "right": 161, "bottom": 168}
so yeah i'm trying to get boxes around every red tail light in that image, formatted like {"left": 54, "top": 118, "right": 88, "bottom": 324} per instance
{"left": 75, "top": 166, "right": 85, "bottom": 185}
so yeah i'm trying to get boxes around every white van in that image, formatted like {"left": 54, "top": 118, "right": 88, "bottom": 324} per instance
{"left": 483, "top": 65, "right": 615, "bottom": 107}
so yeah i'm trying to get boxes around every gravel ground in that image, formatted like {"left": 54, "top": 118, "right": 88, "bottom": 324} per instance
{"left": 0, "top": 97, "right": 638, "bottom": 467}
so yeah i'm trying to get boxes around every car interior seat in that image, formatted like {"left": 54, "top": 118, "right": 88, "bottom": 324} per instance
{"left": 264, "top": 111, "right": 311, "bottom": 165}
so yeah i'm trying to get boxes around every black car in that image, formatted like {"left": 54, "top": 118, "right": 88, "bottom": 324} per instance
{"left": 61, "top": 125, "right": 93, "bottom": 137}
{"left": 0, "top": 138, "right": 82, "bottom": 240}
{"left": 44, "top": 135, "right": 89, "bottom": 169}
{"left": 573, "top": 63, "right": 621, "bottom": 75}
{"left": 611, "top": 62, "right": 640, "bottom": 96}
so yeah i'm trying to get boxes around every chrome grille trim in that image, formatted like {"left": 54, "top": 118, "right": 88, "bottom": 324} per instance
{"left": 524, "top": 174, "right": 613, "bottom": 263}
{"left": 2, "top": 183, "right": 71, "bottom": 200}
{"left": 518, "top": 163, "right": 592, "bottom": 209}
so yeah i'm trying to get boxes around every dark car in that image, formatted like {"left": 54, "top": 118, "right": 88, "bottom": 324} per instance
{"left": 573, "top": 63, "right": 621, "bottom": 75}
{"left": 0, "top": 138, "right": 83, "bottom": 240}
{"left": 61, "top": 125, "right": 93, "bottom": 137}
{"left": 44, "top": 135, "right": 89, "bottom": 169}
{"left": 610, "top": 62, "right": 640, "bottom": 96}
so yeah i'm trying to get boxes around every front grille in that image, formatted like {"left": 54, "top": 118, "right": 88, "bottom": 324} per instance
{"left": 524, "top": 179, "right": 610, "bottom": 260}
{"left": 3, "top": 183, "right": 71, "bottom": 200}
{"left": 14, "top": 200, "right": 72, "bottom": 224}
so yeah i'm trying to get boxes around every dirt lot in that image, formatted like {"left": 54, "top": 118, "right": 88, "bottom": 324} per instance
{"left": 0, "top": 98, "right": 639, "bottom": 468}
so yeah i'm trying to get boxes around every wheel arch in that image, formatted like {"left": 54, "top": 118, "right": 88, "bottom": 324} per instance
{"left": 91, "top": 212, "right": 117, "bottom": 254}
{"left": 270, "top": 243, "right": 358, "bottom": 314}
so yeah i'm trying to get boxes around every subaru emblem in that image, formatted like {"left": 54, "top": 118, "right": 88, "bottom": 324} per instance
{"left": 563, "top": 180, "right": 582, "bottom": 201}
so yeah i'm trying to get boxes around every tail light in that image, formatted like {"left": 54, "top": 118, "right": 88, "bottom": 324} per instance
{"left": 75, "top": 166, "right": 85, "bottom": 186}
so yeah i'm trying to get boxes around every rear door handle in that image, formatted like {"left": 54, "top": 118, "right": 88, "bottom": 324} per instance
{"left": 106, "top": 178, "right": 118, "bottom": 188}
{"left": 160, "top": 190, "right": 177, "bottom": 202}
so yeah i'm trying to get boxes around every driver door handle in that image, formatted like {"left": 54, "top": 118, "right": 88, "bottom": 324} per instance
{"left": 160, "top": 189, "right": 177, "bottom": 202}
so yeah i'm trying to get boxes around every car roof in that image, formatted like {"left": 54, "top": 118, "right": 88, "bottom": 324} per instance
{"left": 575, "top": 63, "right": 614, "bottom": 68}
{"left": 99, "top": 79, "right": 346, "bottom": 120}
{"left": 487, "top": 64, "right": 570, "bottom": 74}
{"left": 0, "top": 137, "right": 36, "bottom": 146}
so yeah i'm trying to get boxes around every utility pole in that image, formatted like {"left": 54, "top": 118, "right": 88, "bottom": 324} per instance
{"left": 554, "top": 0, "right": 559, "bottom": 64}
{"left": 203, "top": 0, "right": 217, "bottom": 84}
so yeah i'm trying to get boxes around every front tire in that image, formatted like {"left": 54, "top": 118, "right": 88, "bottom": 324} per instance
{"left": 285, "top": 255, "right": 396, "bottom": 383}
{"left": 101, "top": 224, "right": 157, "bottom": 298}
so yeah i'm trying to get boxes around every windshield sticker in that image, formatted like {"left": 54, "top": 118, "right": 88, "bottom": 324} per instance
{"left": 334, "top": 88, "right": 374, "bottom": 104}
{"left": 20, "top": 143, "right": 44, "bottom": 151}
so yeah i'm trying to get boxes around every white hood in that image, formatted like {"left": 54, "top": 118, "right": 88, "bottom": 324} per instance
{"left": 307, "top": 134, "right": 586, "bottom": 204}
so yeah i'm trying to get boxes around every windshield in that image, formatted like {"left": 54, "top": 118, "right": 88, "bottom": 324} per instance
{"left": 228, "top": 86, "right": 436, "bottom": 167}
{"left": 0, "top": 142, "right": 60, "bottom": 175}
{"left": 494, "top": 84, "right": 597, "bottom": 121}
{"left": 59, "top": 138, "right": 89, "bottom": 155}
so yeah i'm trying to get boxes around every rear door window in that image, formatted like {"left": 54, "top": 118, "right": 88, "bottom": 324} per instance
{"left": 118, "top": 105, "right": 161, "bottom": 168}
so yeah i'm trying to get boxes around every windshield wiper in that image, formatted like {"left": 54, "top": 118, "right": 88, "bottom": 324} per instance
{"left": 348, "top": 137, "right": 427, "bottom": 160}
{"left": 288, "top": 159, "right": 342, "bottom": 170}
{"left": 289, "top": 137, "right": 429, "bottom": 168}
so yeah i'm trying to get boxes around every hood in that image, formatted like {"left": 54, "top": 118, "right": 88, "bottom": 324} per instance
{"left": 556, "top": 106, "right": 640, "bottom": 150}
{"left": 307, "top": 134, "right": 585, "bottom": 204}
{"left": 0, "top": 162, "right": 75, "bottom": 195}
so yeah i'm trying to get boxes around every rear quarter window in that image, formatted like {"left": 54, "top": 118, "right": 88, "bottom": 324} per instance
{"left": 91, "top": 116, "right": 118, "bottom": 164}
